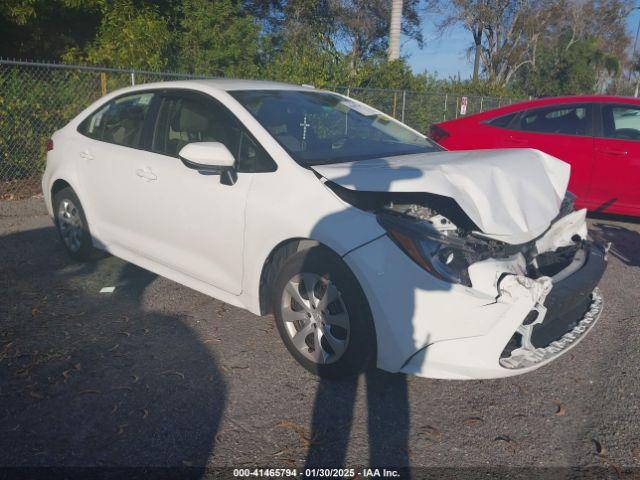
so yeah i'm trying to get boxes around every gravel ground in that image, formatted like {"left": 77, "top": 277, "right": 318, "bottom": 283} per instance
{"left": 1, "top": 197, "right": 639, "bottom": 477}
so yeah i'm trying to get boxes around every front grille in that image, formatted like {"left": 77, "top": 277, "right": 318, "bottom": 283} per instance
{"left": 535, "top": 244, "right": 580, "bottom": 277}
{"left": 531, "top": 294, "right": 592, "bottom": 348}
{"left": 531, "top": 244, "right": 606, "bottom": 348}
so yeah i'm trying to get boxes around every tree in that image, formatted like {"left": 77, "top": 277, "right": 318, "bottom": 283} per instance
{"left": 434, "top": 0, "right": 631, "bottom": 94}
{"left": 434, "top": 0, "right": 493, "bottom": 81}
{"left": 176, "top": 0, "right": 262, "bottom": 77}
{"left": 83, "top": 0, "right": 173, "bottom": 70}
{"left": 522, "top": 39, "right": 600, "bottom": 96}
{"left": 249, "top": 0, "right": 426, "bottom": 75}
{"left": 514, "top": 0, "right": 629, "bottom": 95}
{"left": 0, "top": 0, "right": 102, "bottom": 59}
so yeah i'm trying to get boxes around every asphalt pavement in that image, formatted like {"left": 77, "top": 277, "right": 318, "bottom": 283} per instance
{"left": 1, "top": 197, "right": 639, "bottom": 477}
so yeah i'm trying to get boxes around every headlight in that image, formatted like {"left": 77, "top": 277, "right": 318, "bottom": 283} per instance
{"left": 377, "top": 213, "right": 476, "bottom": 285}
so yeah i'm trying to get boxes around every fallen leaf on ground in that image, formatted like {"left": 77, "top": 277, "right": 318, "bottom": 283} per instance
{"left": 78, "top": 389, "right": 101, "bottom": 395}
{"left": 203, "top": 337, "right": 222, "bottom": 344}
{"left": 419, "top": 425, "right": 442, "bottom": 440}
{"left": 131, "top": 374, "right": 140, "bottom": 383}
{"left": 142, "top": 408, "right": 149, "bottom": 419}
{"left": 111, "top": 403, "right": 119, "bottom": 414}
{"left": 277, "top": 420, "right": 319, "bottom": 446}
{"left": 161, "top": 370, "right": 185, "bottom": 379}
{"left": 592, "top": 438, "right": 607, "bottom": 456}
{"left": 463, "top": 417, "right": 484, "bottom": 425}
{"left": 494, "top": 435, "right": 519, "bottom": 454}
{"left": 182, "top": 460, "right": 193, "bottom": 467}
{"left": 73, "top": 363, "right": 82, "bottom": 371}
{"left": 28, "top": 391, "right": 45, "bottom": 400}
{"left": 601, "top": 457, "right": 623, "bottom": 479}
{"left": 632, "top": 446, "right": 640, "bottom": 459}
{"left": 116, "top": 424, "right": 127, "bottom": 435}
{"left": 215, "top": 428, "right": 230, "bottom": 443}
{"left": 552, "top": 401, "right": 566, "bottom": 416}
{"left": 62, "top": 369, "right": 72, "bottom": 381}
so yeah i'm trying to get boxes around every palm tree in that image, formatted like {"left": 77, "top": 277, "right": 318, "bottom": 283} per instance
{"left": 388, "top": 0, "right": 403, "bottom": 60}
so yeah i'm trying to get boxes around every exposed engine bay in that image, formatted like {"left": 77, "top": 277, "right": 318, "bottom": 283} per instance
{"left": 325, "top": 179, "right": 586, "bottom": 288}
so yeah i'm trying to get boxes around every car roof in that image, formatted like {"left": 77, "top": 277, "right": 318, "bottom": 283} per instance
{"left": 438, "top": 95, "right": 640, "bottom": 125}
{"left": 122, "top": 78, "right": 315, "bottom": 93}
{"left": 191, "top": 78, "right": 314, "bottom": 91}
{"left": 512, "top": 95, "right": 640, "bottom": 107}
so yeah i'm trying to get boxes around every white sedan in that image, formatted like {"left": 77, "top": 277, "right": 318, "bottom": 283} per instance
{"left": 42, "top": 80, "right": 607, "bottom": 379}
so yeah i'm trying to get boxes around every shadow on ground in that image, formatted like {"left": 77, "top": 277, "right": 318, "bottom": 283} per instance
{"left": 0, "top": 227, "right": 226, "bottom": 471}
{"left": 589, "top": 221, "right": 640, "bottom": 267}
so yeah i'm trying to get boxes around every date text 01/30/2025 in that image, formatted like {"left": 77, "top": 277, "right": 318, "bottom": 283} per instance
{"left": 232, "top": 468, "right": 401, "bottom": 477}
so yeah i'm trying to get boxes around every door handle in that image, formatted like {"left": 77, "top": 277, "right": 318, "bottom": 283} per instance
{"left": 79, "top": 150, "right": 94, "bottom": 160}
{"left": 508, "top": 135, "right": 528, "bottom": 145}
{"left": 597, "top": 148, "right": 628, "bottom": 156}
{"left": 136, "top": 167, "right": 157, "bottom": 181}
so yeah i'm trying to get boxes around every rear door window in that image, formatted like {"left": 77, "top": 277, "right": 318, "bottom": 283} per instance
{"left": 79, "top": 92, "right": 155, "bottom": 148}
{"left": 601, "top": 105, "right": 640, "bottom": 140}
{"left": 486, "top": 112, "right": 517, "bottom": 128}
{"left": 516, "top": 105, "right": 592, "bottom": 136}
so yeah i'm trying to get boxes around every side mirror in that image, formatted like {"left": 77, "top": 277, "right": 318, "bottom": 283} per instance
{"left": 178, "top": 142, "right": 237, "bottom": 185}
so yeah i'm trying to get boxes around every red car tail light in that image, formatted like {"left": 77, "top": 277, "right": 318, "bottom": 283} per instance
{"left": 429, "top": 124, "right": 449, "bottom": 143}
{"left": 46, "top": 139, "right": 54, "bottom": 152}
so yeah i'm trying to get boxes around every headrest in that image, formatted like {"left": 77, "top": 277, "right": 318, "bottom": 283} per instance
{"left": 172, "top": 103, "right": 209, "bottom": 133}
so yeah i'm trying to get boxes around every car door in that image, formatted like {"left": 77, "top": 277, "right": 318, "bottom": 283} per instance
{"left": 591, "top": 103, "right": 640, "bottom": 214}
{"left": 76, "top": 91, "right": 158, "bottom": 247}
{"left": 498, "top": 103, "right": 595, "bottom": 202}
{"left": 131, "top": 89, "right": 276, "bottom": 295}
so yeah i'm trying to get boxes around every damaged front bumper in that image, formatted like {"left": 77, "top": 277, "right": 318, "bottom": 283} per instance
{"left": 344, "top": 208, "right": 608, "bottom": 380}
{"left": 400, "top": 241, "right": 606, "bottom": 379}
{"left": 500, "top": 288, "right": 602, "bottom": 369}
{"left": 499, "top": 242, "right": 607, "bottom": 370}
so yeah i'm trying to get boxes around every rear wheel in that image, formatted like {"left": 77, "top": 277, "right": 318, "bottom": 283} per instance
{"left": 272, "top": 246, "right": 376, "bottom": 378}
{"left": 53, "top": 187, "right": 95, "bottom": 261}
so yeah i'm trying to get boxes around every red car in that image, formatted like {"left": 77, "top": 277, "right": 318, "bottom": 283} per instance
{"left": 430, "top": 96, "right": 640, "bottom": 216}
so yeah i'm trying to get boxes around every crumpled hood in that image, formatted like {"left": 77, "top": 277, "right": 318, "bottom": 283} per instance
{"left": 312, "top": 148, "right": 570, "bottom": 245}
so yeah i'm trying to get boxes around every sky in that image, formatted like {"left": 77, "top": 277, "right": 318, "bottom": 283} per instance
{"left": 404, "top": 6, "right": 640, "bottom": 79}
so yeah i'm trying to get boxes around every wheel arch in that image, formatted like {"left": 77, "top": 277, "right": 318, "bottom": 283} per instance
{"left": 259, "top": 237, "right": 346, "bottom": 315}
{"left": 51, "top": 178, "right": 72, "bottom": 199}
{"left": 48, "top": 177, "right": 99, "bottom": 246}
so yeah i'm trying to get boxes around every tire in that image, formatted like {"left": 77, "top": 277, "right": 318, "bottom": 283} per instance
{"left": 53, "top": 187, "right": 96, "bottom": 261}
{"left": 272, "top": 246, "right": 376, "bottom": 378}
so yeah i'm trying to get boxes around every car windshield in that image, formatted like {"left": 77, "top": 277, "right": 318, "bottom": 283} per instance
{"left": 230, "top": 90, "right": 440, "bottom": 166}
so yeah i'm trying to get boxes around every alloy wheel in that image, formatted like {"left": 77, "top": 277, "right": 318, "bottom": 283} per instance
{"left": 280, "top": 272, "right": 350, "bottom": 364}
{"left": 57, "top": 198, "right": 84, "bottom": 253}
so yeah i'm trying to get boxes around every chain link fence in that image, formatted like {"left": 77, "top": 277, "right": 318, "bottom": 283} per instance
{"left": 0, "top": 59, "right": 522, "bottom": 199}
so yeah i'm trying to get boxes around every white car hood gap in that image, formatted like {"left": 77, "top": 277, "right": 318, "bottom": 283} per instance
{"left": 311, "top": 148, "right": 570, "bottom": 245}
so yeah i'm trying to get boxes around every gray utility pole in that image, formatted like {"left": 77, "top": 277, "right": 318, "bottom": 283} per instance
{"left": 388, "top": 0, "right": 403, "bottom": 60}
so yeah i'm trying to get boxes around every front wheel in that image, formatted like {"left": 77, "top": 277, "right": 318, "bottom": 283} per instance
{"left": 272, "top": 246, "right": 376, "bottom": 378}
{"left": 53, "top": 187, "right": 96, "bottom": 261}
